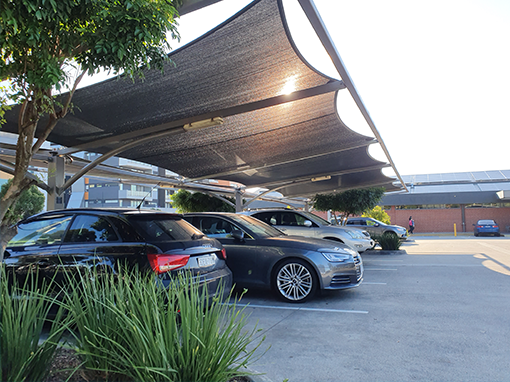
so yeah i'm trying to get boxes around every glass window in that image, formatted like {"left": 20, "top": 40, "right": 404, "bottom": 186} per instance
{"left": 195, "top": 217, "right": 242, "bottom": 238}
{"left": 65, "top": 215, "right": 119, "bottom": 243}
{"left": 128, "top": 215, "right": 202, "bottom": 242}
{"left": 9, "top": 215, "right": 72, "bottom": 247}
{"left": 280, "top": 212, "right": 298, "bottom": 226}
{"left": 252, "top": 212, "right": 278, "bottom": 226}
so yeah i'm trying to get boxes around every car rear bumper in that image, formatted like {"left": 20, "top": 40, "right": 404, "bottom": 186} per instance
{"left": 161, "top": 266, "right": 233, "bottom": 302}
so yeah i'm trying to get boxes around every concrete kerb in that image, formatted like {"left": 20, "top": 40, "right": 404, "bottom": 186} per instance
{"left": 369, "top": 249, "right": 407, "bottom": 255}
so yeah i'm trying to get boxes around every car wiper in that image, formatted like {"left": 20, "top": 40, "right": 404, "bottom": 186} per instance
{"left": 192, "top": 233, "right": 205, "bottom": 240}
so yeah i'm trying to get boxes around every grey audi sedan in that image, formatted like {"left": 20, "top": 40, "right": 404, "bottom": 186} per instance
{"left": 184, "top": 212, "right": 363, "bottom": 303}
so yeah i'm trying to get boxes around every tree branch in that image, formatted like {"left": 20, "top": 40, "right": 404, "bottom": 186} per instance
{"left": 32, "top": 70, "right": 87, "bottom": 154}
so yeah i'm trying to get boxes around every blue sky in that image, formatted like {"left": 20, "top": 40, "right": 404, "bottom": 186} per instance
{"left": 82, "top": 0, "right": 510, "bottom": 177}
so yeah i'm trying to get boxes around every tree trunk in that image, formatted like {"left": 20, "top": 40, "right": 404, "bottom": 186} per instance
{"left": 0, "top": 224, "right": 17, "bottom": 265}
{"left": 0, "top": 101, "right": 39, "bottom": 265}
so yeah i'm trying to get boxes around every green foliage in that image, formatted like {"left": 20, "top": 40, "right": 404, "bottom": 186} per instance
{"left": 363, "top": 206, "right": 391, "bottom": 225}
{"left": 171, "top": 189, "right": 235, "bottom": 213}
{"left": 0, "top": 267, "right": 68, "bottom": 382}
{"left": 372, "top": 232, "right": 402, "bottom": 250}
{"left": 66, "top": 266, "right": 263, "bottom": 381}
{"left": 0, "top": 179, "right": 44, "bottom": 225}
{"left": 1, "top": 0, "right": 181, "bottom": 92}
{"left": 313, "top": 187, "right": 385, "bottom": 218}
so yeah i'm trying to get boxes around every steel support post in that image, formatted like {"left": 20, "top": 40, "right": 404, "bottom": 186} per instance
{"left": 235, "top": 189, "right": 243, "bottom": 212}
{"left": 47, "top": 154, "right": 65, "bottom": 210}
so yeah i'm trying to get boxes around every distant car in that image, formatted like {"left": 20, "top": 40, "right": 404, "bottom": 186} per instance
{"left": 183, "top": 212, "right": 363, "bottom": 303}
{"left": 4, "top": 209, "right": 232, "bottom": 301}
{"left": 240, "top": 209, "right": 374, "bottom": 252}
{"left": 473, "top": 219, "right": 500, "bottom": 237}
{"left": 345, "top": 217, "right": 408, "bottom": 240}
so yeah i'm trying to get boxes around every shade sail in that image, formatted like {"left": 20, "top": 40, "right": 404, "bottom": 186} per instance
{"left": 1, "top": 0, "right": 400, "bottom": 198}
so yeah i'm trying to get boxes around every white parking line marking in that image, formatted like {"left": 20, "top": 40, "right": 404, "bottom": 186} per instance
{"left": 364, "top": 268, "right": 398, "bottom": 271}
{"left": 363, "top": 282, "right": 387, "bottom": 285}
{"left": 229, "top": 303, "right": 369, "bottom": 314}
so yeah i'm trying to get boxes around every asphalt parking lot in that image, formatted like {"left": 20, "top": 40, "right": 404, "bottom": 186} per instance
{"left": 238, "top": 236, "right": 510, "bottom": 382}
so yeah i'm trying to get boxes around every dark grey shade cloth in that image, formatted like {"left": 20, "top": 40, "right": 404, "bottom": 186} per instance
{"left": 1, "top": 0, "right": 399, "bottom": 196}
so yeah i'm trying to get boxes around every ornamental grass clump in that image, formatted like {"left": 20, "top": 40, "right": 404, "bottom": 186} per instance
{"left": 66, "top": 265, "right": 263, "bottom": 382}
{"left": 0, "top": 267, "right": 68, "bottom": 382}
{"left": 373, "top": 232, "right": 402, "bottom": 250}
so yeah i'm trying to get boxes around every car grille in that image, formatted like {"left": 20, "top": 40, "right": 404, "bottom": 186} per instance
{"left": 331, "top": 275, "right": 353, "bottom": 285}
{"left": 330, "top": 254, "right": 363, "bottom": 286}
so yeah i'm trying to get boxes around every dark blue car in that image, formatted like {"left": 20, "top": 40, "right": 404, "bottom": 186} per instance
{"left": 473, "top": 219, "right": 500, "bottom": 237}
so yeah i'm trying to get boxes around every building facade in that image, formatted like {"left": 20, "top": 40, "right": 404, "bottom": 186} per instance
{"left": 381, "top": 170, "right": 510, "bottom": 234}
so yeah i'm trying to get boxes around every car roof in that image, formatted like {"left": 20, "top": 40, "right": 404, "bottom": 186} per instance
{"left": 24, "top": 208, "right": 183, "bottom": 221}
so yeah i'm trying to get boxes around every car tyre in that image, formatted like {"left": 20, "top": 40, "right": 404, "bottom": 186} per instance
{"left": 273, "top": 259, "right": 317, "bottom": 303}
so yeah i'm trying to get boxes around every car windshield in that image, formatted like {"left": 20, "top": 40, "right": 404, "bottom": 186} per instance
{"left": 231, "top": 214, "right": 285, "bottom": 237}
{"left": 128, "top": 215, "right": 204, "bottom": 242}
{"left": 342, "top": 229, "right": 364, "bottom": 239}
{"left": 478, "top": 220, "right": 496, "bottom": 225}
{"left": 368, "top": 218, "right": 385, "bottom": 225}
{"left": 299, "top": 211, "right": 331, "bottom": 226}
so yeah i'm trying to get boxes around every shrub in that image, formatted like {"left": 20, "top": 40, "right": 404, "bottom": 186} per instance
{"left": 66, "top": 266, "right": 263, "bottom": 381}
{"left": 373, "top": 232, "right": 402, "bottom": 250}
{"left": 0, "top": 267, "right": 68, "bottom": 382}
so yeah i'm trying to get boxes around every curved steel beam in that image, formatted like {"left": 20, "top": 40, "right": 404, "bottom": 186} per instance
{"left": 297, "top": 0, "right": 407, "bottom": 192}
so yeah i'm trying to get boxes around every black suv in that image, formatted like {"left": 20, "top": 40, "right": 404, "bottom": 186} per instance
{"left": 4, "top": 209, "right": 232, "bottom": 299}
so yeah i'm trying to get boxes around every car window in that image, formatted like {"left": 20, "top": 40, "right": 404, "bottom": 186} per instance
{"left": 65, "top": 215, "right": 119, "bottom": 243}
{"left": 366, "top": 220, "right": 377, "bottom": 227}
{"left": 230, "top": 214, "right": 285, "bottom": 237}
{"left": 128, "top": 215, "right": 202, "bottom": 242}
{"left": 299, "top": 211, "right": 329, "bottom": 226}
{"left": 8, "top": 215, "right": 72, "bottom": 247}
{"left": 109, "top": 216, "right": 143, "bottom": 242}
{"left": 280, "top": 212, "right": 298, "bottom": 226}
{"left": 193, "top": 216, "right": 244, "bottom": 238}
{"left": 477, "top": 220, "right": 496, "bottom": 225}
{"left": 252, "top": 212, "right": 278, "bottom": 226}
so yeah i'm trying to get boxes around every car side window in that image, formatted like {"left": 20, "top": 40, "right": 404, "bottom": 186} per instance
{"left": 366, "top": 220, "right": 376, "bottom": 227}
{"left": 252, "top": 212, "right": 277, "bottom": 226}
{"left": 8, "top": 216, "right": 73, "bottom": 247}
{"left": 65, "top": 215, "right": 119, "bottom": 243}
{"left": 110, "top": 217, "right": 143, "bottom": 242}
{"left": 280, "top": 212, "right": 298, "bottom": 226}
{"left": 197, "top": 217, "right": 241, "bottom": 238}
{"left": 294, "top": 213, "right": 310, "bottom": 227}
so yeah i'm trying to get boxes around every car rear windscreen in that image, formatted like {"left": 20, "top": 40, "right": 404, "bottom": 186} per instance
{"left": 127, "top": 216, "right": 203, "bottom": 242}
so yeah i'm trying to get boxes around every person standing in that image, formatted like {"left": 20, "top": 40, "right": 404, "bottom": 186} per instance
{"left": 408, "top": 216, "right": 415, "bottom": 234}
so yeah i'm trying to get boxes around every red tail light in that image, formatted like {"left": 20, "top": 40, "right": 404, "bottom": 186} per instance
{"left": 217, "top": 248, "right": 227, "bottom": 260}
{"left": 147, "top": 254, "right": 190, "bottom": 274}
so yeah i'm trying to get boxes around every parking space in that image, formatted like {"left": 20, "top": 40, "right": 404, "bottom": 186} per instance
{"left": 237, "top": 237, "right": 510, "bottom": 381}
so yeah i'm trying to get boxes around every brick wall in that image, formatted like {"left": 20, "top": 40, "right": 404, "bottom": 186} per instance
{"left": 313, "top": 207, "right": 510, "bottom": 233}
{"left": 386, "top": 206, "right": 510, "bottom": 233}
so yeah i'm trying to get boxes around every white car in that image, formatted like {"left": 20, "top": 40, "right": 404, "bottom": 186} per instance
{"left": 240, "top": 209, "right": 375, "bottom": 252}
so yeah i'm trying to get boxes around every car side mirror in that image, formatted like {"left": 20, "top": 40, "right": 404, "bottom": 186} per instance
{"left": 231, "top": 229, "right": 245, "bottom": 241}
{"left": 374, "top": 223, "right": 380, "bottom": 227}
{"left": 304, "top": 220, "right": 312, "bottom": 227}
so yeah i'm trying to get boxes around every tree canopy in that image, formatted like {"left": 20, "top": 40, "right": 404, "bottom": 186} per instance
{"left": 312, "top": 187, "right": 385, "bottom": 222}
{"left": 0, "top": 0, "right": 181, "bottom": 261}
{"left": 362, "top": 206, "right": 391, "bottom": 225}
{"left": 171, "top": 190, "right": 235, "bottom": 213}
{"left": 0, "top": 179, "right": 44, "bottom": 224}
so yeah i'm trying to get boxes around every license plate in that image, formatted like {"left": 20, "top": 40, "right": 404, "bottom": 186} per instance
{"left": 198, "top": 255, "right": 215, "bottom": 267}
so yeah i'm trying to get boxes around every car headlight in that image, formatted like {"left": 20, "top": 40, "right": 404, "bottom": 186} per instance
{"left": 321, "top": 252, "right": 353, "bottom": 262}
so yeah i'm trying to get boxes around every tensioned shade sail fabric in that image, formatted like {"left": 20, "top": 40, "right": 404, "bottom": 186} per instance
{"left": 1, "top": 0, "right": 399, "bottom": 196}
